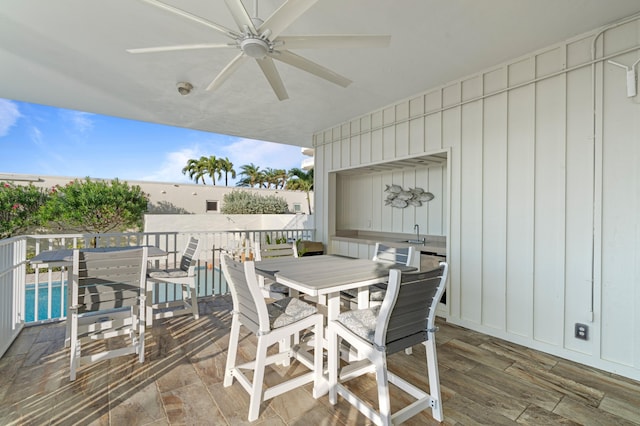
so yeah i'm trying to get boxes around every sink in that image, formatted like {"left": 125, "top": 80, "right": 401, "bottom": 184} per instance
{"left": 399, "top": 239, "right": 426, "bottom": 245}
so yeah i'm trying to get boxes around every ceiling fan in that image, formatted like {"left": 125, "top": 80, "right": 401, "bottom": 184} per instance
{"left": 128, "top": 0, "right": 391, "bottom": 100}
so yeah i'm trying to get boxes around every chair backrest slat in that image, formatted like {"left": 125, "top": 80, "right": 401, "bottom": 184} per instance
{"left": 374, "top": 264, "right": 447, "bottom": 354}
{"left": 254, "top": 241, "right": 297, "bottom": 261}
{"left": 221, "top": 254, "right": 270, "bottom": 334}
{"left": 179, "top": 237, "right": 200, "bottom": 274}
{"left": 73, "top": 247, "right": 147, "bottom": 314}
{"left": 372, "top": 243, "right": 415, "bottom": 267}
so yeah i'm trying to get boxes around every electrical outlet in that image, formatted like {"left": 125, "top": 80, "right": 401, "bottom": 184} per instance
{"left": 575, "top": 323, "right": 589, "bottom": 340}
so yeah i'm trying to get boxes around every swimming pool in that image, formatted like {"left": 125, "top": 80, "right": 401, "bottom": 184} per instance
{"left": 25, "top": 267, "right": 227, "bottom": 323}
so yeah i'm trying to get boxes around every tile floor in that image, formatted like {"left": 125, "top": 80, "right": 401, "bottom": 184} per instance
{"left": 1, "top": 295, "right": 639, "bottom": 425}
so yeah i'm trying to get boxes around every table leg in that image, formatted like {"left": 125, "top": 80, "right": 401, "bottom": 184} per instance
{"left": 326, "top": 291, "right": 341, "bottom": 322}
{"left": 357, "top": 287, "right": 370, "bottom": 309}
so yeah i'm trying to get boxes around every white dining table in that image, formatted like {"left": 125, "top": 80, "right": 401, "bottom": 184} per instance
{"left": 254, "top": 254, "right": 416, "bottom": 322}
{"left": 30, "top": 245, "right": 168, "bottom": 267}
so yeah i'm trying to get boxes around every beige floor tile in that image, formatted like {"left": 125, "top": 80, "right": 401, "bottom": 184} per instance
{"left": 110, "top": 380, "right": 166, "bottom": 426}
{"left": 207, "top": 381, "right": 280, "bottom": 425}
{"left": 155, "top": 358, "right": 201, "bottom": 393}
{"left": 161, "top": 382, "right": 226, "bottom": 424}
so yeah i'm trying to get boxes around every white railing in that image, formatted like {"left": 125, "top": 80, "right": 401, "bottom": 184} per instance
{"left": 0, "top": 236, "right": 27, "bottom": 357}
{"left": 0, "top": 228, "right": 315, "bottom": 357}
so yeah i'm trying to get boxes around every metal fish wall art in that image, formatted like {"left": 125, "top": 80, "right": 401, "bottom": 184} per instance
{"left": 384, "top": 184, "right": 403, "bottom": 194}
{"left": 385, "top": 198, "right": 408, "bottom": 208}
{"left": 384, "top": 185, "right": 434, "bottom": 208}
{"left": 396, "top": 191, "right": 414, "bottom": 201}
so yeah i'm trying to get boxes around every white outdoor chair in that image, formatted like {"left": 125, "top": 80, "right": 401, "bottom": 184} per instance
{"left": 341, "top": 243, "right": 416, "bottom": 308}
{"left": 146, "top": 237, "right": 200, "bottom": 327}
{"left": 69, "top": 247, "right": 148, "bottom": 381}
{"left": 328, "top": 263, "right": 448, "bottom": 425}
{"left": 220, "top": 254, "right": 323, "bottom": 422}
{"left": 253, "top": 240, "right": 298, "bottom": 299}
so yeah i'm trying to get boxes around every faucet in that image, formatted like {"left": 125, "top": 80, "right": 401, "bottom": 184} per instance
{"left": 414, "top": 224, "right": 421, "bottom": 242}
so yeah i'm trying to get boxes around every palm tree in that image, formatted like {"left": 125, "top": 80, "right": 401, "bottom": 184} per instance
{"left": 182, "top": 158, "right": 207, "bottom": 184}
{"left": 274, "top": 168, "right": 288, "bottom": 189}
{"left": 218, "top": 157, "right": 236, "bottom": 186}
{"left": 256, "top": 171, "right": 268, "bottom": 188}
{"left": 202, "top": 155, "right": 221, "bottom": 185}
{"left": 262, "top": 168, "right": 279, "bottom": 189}
{"left": 286, "top": 168, "right": 314, "bottom": 214}
{"left": 237, "top": 163, "right": 262, "bottom": 188}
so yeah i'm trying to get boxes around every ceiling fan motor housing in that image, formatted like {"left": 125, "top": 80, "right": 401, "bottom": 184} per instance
{"left": 240, "top": 37, "right": 269, "bottom": 58}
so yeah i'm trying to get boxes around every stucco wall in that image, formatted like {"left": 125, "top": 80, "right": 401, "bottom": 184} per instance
{"left": 0, "top": 174, "right": 313, "bottom": 215}
{"left": 144, "top": 213, "right": 313, "bottom": 233}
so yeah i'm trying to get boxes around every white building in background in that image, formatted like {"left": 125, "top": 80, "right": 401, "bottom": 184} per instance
{"left": 301, "top": 147, "right": 314, "bottom": 171}
{"left": 0, "top": 173, "right": 313, "bottom": 215}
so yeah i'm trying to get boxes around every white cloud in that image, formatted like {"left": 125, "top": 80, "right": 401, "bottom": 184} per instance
{"left": 140, "top": 146, "right": 203, "bottom": 183}
{"left": 29, "top": 126, "right": 43, "bottom": 146}
{"left": 0, "top": 99, "right": 21, "bottom": 137}
{"left": 219, "top": 138, "right": 304, "bottom": 171}
{"left": 61, "top": 110, "right": 94, "bottom": 134}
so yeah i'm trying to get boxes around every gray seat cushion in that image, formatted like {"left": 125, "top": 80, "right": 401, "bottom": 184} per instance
{"left": 267, "top": 297, "right": 317, "bottom": 329}
{"left": 268, "top": 283, "right": 290, "bottom": 294}
{"left": 148, "top": 268, "right": 189, "bottom": 279}
{"left": 336, "top": 306, "right": 381, "bottom": 343}
{"left": 369, "top": 285, "right": 386, "bottom": 302}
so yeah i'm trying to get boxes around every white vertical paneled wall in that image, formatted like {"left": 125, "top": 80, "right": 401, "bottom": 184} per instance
{"left": 314, "top": 16, "right": 640, "bottom": 380}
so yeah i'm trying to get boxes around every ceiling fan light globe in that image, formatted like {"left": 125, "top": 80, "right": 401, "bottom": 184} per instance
{"left": 241, "top": 38, "right": 269, "bottom": 58}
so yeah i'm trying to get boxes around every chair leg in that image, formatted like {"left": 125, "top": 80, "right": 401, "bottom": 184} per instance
{"left": 224, "top": 316, "right": 241, "bottom": 387}
{"left": 64, "top": 268, "right": 71, "bottom": 348}
{"left": 69, "top": 310, "right": 79, "bottom": 381}
{"left": 181, "top": 284, "right": 189, "bottom": 305}
{"left": 328, "top": 328, "right": 339, "bottom": 405}
{"left": 137, "top": 300, "right": 145, "bottom": 363}
{"left": 425, "top": 338, "right": 444, "bottom": 421}
{"left": 312, "top": 316, "right": 324, "bottom": 399}
{"left": 248, "top": 337, "right": 268, "bottom": 422}
{"left": 374, "top": 354, "right": 392, "bottom": 426}
{"left": 279, "top": 337, "right": 292, "bottom": 366}
{"left": 188, "top": 283, "right": 199, "bottom": 320}
{"left": 146, "top": 283, "right": 154, "bottom": 328}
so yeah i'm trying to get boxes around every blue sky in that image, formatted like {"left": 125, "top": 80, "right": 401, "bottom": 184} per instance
{"left": 0, "top": 98, "right": 307, "bottom": 186}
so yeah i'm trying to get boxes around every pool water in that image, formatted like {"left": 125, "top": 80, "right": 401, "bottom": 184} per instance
{"left": 25, "top": 283, "right": 67, "bottom": 323}
{"left": 25, "top": 267, "right": 226, "bottom": 323}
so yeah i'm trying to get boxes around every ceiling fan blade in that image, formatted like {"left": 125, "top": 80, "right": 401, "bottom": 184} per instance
{"left": 278, "top": 35, "right": 391, "bottom": 49}
{"left": 127, "top": 43, "right": 233, "bottom": 54}
{"left": 273, "top": 50, "right": 352, "bottom": 87}
{"left": 224, "top": 0, "right": 257, "bottom": 34}
{"left": 260, "top": 0, "right": 318, "bottom": 39}
{"left": 206, "top": 52, "right": 248, "bottom": 91}
{"left": 256, "top": 57, "right": 289, "bottom": 101}
{"left": 140, "top": 0, "right": 240, "bottom": 38}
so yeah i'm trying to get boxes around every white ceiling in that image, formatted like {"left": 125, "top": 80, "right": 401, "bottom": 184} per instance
{"left": 2, "top": 1, "right": 640, "bottom": 148}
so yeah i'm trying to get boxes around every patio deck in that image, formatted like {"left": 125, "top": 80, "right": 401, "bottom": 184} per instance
{"left": 1, "top": 295, "right": 638, "bottom": 425}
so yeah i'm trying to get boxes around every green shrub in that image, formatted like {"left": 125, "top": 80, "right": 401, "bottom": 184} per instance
{"left": 221, "top": 190, "right": 289, "bottom": 214}
{"left": 0, "top": 182, "right": 49, "bottom": 239}
{"left": 39, "top": 178, "right": 149, "bottom": 233}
